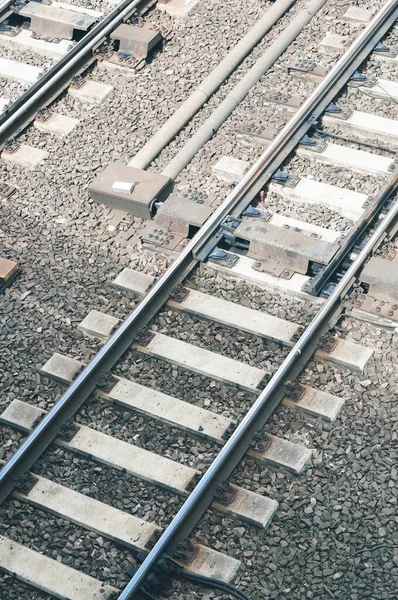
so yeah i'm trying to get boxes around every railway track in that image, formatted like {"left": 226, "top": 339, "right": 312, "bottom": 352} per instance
{"left": 1, "top": 0, "right": 398, "bottom": 599}
{"left": 0, "top": 0, "right": 170, "bottom": 148}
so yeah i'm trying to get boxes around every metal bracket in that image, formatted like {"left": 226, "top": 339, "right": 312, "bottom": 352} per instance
{"left": 13, "top": 473, "right": 39, "bottom": 495}
{"left": 57, "top": 421, "right": 80, "bottom": 442}
{"left": 145, "top": 529, "right": 162, "bottom": 550}
{"left": 288, "top": 58, "right": 327, "bottom": 79}
{"left": 242, "top": 206, "right": 261, "bottom": 218}
{"left": 70, "top": 75, "right": 86, "bottom": 89}
{"left": 135, "top": 327, "right": 155, "bottom": 347}
{"left": 208, "top": 248, "right": 239, "bottom": 268}
{"left": 214, "top": 481, "right": 238, "bottom": 505}
{"left": 179, "top": 188, "right": 210, "bottom": 206}
{"left": 97, "top": 372, "right": 118, "bottom": 393}
{"left": 318, "top": 333, "right": 338, "bottom": 353}
{"left": 374, "top": 42, "right": 398, "bottom": 58}
{"left": 250, "top": 430, "right": 272, "bottom": 453}
{"left": 284, "top": 381, "right": 305, "bottom": 402}
{"left": 299, "top": 135, "right": 327, "bottom": 153}
{"left": 271, "top": 170, "right": 299, "bottom": 188}
{"left": 236, "top": 124, "right": 276, "bottom": 147}
{"left": 354, "top": 293, "right": 398, "bottom": 319}
{"left": 3, "top": 140, "right": 20, "bottom": 154}
{"left": 32, "top": 413, "right": 45, "bottom": 428}
{"left": 0, "top": 25, "right": 20, "bottom": 37}
{"left": 252, "top": 260, "right": 294, "bottom": 279}
{"left": 185, "top": 472, "right": 201, "bottom": 491}
{"left": 221, "top": 422, "right": 235, "bottom": 441}
{"left": 324, "top": 103, "right": 353, "bottom": 121}
{"left": 263, "top": 92, "right": 303, "bottom": 110}
{"left": 290, "top": 325, "right": 305, "bottom": 342}
{"left": 169, "top": 284, "right": 189, "bottom": 303}
{"left": 173, "top": 540, "right": 199, "bottom": 565}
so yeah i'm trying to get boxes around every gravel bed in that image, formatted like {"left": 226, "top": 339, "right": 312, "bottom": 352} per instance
{"left": 0, "top": 499, "right": 136, "bottom": 588}
{"left": 113, "top": 349, "right": 255, "bottom": 421}
{"left": 166, "top": 318, "right": 397, "bottom": 600}
{"left": 0, "top": 194, "right": 140, "bottom": 413}
{"left": 0, "top": 45, "right": 54, "bottom": 70}
{"left": 1, "top": 1, "right": 397, "bottom": 599}
{"left": 0, "top": 574, "right": 53, "bottom": 600}
{"left": 189, "top": 267, "right": 319, "bottom": 325}
{"left": 33, "top": 447, "right": 185, "bottom": 529}
{"left": 76, "top": 394, "right": 218, "bottom": 469}
{"left": 0, "top": 78, "right": 26, "bottom": 103}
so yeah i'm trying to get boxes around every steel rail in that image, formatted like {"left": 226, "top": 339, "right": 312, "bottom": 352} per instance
{"left": 116, "top": 1, "right": 398, "bottom": 597}
{"left": 122, "top": 180, "right": 398, "bottom": 600}
{"left": 0, "top": 0, "right": 145, "bottom": 146}
{"left": 0, "top": 0, "right": 13, "bottom": 15}
{"left": 305, "top": 173, "right": 398, "bottom": 296}
{"left": 0, "top": 1, "right": 396, "bottom": 598}
{"left": 194, "top": 0, "right": 398, "bottom": 261}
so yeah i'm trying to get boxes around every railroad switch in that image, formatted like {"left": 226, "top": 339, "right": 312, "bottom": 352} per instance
{"left": 0, "top": 256, "right": 20, "bottom": 294}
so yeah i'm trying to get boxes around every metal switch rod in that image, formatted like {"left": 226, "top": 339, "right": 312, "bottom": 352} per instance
{"left": 128, "top": 0, "right": 296, "bottom": 170}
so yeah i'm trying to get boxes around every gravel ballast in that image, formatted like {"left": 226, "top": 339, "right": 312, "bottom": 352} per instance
{"left": 1, "top": 0, "right": 397, "bottom": 598}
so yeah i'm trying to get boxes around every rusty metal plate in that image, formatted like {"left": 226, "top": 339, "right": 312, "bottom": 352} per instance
{"left": 288, "top": 59, "right": 327, "bottom": 80}
{"left": 88, "top": 164, "right": 171, "bottom": 219}
{"left": 234, "top": 220, "right": 337, "bottom": 275}
{"left": 107, "top": 52, "right": 142, "bottom": 69}
{"left": 355, "top": 295, "right": 398, "bottom": 320}
{"left": 140, "top": 222, "right": 188, "bottom": 251}
{"left": 263, "top": 92, "right": 303, "bottom": 110}
{"left": 236, "top": 125, "right": 277, "bottom": 147}
{"left": 0, "top": 257, "right": 19, "bottom": 284}
{"left": 360, "top": 256, "right": 398, "bottom": 302}
{"left": 0, "top": 182, "right": 17, "bottom": 199}
{"left": 178, "top": 188, "right": 216, "bottom": 207}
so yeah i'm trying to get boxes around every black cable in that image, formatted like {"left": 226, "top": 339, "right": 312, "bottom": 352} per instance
{"left": 181, "top": 570, "right": 253, "bottom": 600}
{"left": 339, "top": 544, "right": 398, "bottom": 565}
{"left": 141, "top": 588, "right": 158, "bottom": 600}
{"left": 355, "top": 79, "right": 398, "bottom": 106}
{"left": 314, "top": 127, "right": 396, "bottom": 156}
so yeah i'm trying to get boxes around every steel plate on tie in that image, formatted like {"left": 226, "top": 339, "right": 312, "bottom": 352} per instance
{"left": 234, "top": 220, "right": 337, "bottom": 275}
{"left": 360, "top": 256, "right": 398, "bottom": 301}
